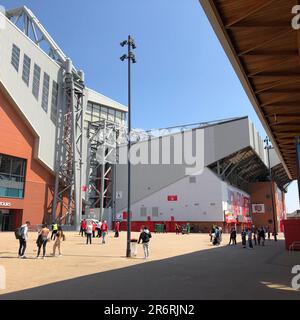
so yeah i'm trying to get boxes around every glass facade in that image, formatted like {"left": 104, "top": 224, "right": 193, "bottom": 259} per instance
{"left": 0, "top": 154, "right": 26, "bottom": 199}
{"left": 86, "top": 101, "right": 126, "bottom": 124}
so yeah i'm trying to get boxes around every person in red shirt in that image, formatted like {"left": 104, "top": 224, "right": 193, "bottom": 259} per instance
{"left": 80, "top": 219, "right": 86, "bottom": 237}
{"left": 101, "top": 220, "right": 108, "bottom": 244}
{"left": 114, "top": 221, "right": 120, "bottom": 238}
{"left": 92, "top": 222, "right": 96, "bottom": 238}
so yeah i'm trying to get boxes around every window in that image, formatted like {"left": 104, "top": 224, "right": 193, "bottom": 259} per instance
{"left": 100, "top": 106, "right": 108, "bottom": 120}
{"left": 108, "top": 108, "right": 115, "bottom": 122}
{"left": 22, "top": 54, "right": 31, "bottom": 86}
{"left": 152, "top": 207, "right": 159, "bottom": 217}
{"left": 11, "top": 44, "right": 20, "bottom": 72}
{"left": 0, "top": 154, "right": 26, "bottom": 199}
{"left": 51, "top": 81, "right": 59, "bottom": 123}
{"left": 140, "top": 207, "right": 147, "bottom": 217}
{"left": 32, "top": 64, "right": 41, "bottom": 100}
{"left": 41, "top": 72, "right": 50, "bottom": 112}
{"left": 115, "top": 111, "right": 122, "bottom": 124}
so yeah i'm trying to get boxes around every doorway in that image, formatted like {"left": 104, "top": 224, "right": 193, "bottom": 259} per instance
{"left": 0, "top": 210, "right": 12, "bottom": 231}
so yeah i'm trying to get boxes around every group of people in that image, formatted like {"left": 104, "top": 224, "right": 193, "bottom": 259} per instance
{"left": 228, "top": 226, "right": 273, "bottom": 249}
{"left": 16, "top": 221, "right": 65, "bottom": 259}
{"left": 175, "top": 223, "right": 191, "bottom": 235}
{"left": 209, "top": 225, "right": 223, "bottom": 245}
{"left": 79, "top": 219, "right": 121, "bottom": 245}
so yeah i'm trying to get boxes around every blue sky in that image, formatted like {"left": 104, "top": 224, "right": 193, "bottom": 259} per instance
{"left": 1, "top": 0, "right": 299, "bottom": 212}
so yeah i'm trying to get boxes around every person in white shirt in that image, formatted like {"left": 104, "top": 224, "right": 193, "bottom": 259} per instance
{"left": 18, "top": 221, "right": 31, "bottom": 258}
{"left": 96, "top": 221, "right": 102, "bottom": 238}
{"left": 86, "top": 222, "right": 93, "bottom": 244}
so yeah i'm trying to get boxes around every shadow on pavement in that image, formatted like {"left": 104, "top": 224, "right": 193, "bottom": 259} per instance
{"left": 1, "top": 239, "right": 299, "bottom": 300}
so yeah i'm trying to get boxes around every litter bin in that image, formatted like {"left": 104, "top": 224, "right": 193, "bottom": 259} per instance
{"left": 155, "top": 224, "right": 164, "bottom": 233}
{"left": 130, "top": 239, "right": 138, "bottom": 257}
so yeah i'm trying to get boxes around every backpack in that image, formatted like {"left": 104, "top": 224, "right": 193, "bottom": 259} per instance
{"left": 15, "top": 227, "right": 24, "bottom": 240}
{"left": 143, "top": 231, "right": 152, "bottom": 242}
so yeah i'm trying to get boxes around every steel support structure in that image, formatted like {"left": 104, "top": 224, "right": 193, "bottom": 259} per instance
{"left": 6, "top": 7, "right": 84, "bottom": 229}
{"left": 86, "top": 119, "right": 127, "bottom": 222}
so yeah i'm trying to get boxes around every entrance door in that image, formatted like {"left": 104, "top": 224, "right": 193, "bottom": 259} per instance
{"left": 0, "top": 210, "right": 12, "bottom": 231}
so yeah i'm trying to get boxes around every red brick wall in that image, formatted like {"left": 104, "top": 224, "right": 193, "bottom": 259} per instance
{"left": 248, "top": 181, "right": 285, "bottom": 232}
{"left": 0, "top": 87, "right": 55, "bottom": 227}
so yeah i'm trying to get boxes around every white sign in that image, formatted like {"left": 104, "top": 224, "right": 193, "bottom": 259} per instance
{"left": 116, "top": 191, "right": 123, "bottom": 199}
{"left": 0, "top": 202, "right": 11, "bottom": 207}
{"left": 252, "top": 204, "right": 265, "bottom": 214}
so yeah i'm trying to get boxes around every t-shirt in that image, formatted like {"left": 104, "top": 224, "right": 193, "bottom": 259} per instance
{"left": 86, "top": 224, "right": 93, "bottom": 234}
{"left": 101, "top": 223, "right": 108, "bottom": 232}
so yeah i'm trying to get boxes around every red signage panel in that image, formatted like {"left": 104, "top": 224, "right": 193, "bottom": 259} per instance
{"left": 168, "top": 195, "right": 178, "bottom": 202}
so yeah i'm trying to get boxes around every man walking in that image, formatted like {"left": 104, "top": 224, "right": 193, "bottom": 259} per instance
{"left": 51, "top": 222, "right": 58, "bottom": 241}
{"left": 247, "top": 229, "right": 253, "bottom": 249}
{"left": 114, "top": 221, "right": 120, "bottom": 238}
{"left": 241, "top": 229, "right": 247, "bottom": 249}
{"left": 138, "top": 226, "right": 152, "bottom": 259}
{"left": 229, "top": 228, "right": 237, "bottom": 245}
{"left": 18, "top": 221, "right": 30, "bottom": 258}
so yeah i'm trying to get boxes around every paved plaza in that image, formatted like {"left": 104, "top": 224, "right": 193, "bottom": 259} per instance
{"left": 0, "top": 231, "right": 299, "bottom": 300}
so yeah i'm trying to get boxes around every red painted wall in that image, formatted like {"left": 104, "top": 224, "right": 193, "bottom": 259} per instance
{"left": 0, "top": 87, "right": 55, "bottom": 227}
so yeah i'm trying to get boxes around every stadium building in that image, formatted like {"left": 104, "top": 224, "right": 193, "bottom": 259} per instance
{"left": 0, "top": 6, "right": 291, "bottom": 232}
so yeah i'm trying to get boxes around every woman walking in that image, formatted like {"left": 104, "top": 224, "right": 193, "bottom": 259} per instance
{"left": 52, "top": 226, "right": 65, "bottom": 257}
{"left": 36, "top": 224, "right": 50, "bottom": 259}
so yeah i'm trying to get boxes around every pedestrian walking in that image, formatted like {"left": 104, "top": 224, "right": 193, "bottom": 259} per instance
{"left": 96, "top": 220, "right": 102, "bottom": 238}
{"left": 267, "top": 227, "right": 271, "bottom": 240}
{"left": 163, "top": 222, "right": 167, "bottom": 233}
{"left": 241, "top": 229, "right": 247, "bottom": 248}
{"left": 229, "top": 228, "right": 237, "bottom": 245}
{"left": 80, "top": 219, "right": 86, "bottom": 237}
{"left": 175, "top": 223, "right": 180, "bottom": 235}
{"left": 36, "top": 224, "right": 50, "bottom": 259}
{"left": 16, "top": 221, "right": 30, "bottom": 259}
{"left": 86, "top": 222, "right": 93, "bottom": 244}
{"left": 138, "top": 226, "right": 152, "bottom": 259}
{"left": 247, "top": 229, "right": 253, "bottom": 249}
{"left": 210, "top": 225, "right": 215, "bottom": 242}
{"left": 253, "top": 229, "right": 257, "bottom": 246}
{"left": 259, "top": 227, "right": 266, "bottom": 246}
{"left": 101, "top": 220, "right": 108, "bottom": 244}
{"left": 51, "top": 226, "right": 65, "bottom": 257}
{"left": 114, "top": 221, "right": 120, "bottom": 238}
{"left": 51, "top": 222, "right": 58, "bottom": 241}
{"left": 92, "top": 221, "right": 96, "bottom": 238}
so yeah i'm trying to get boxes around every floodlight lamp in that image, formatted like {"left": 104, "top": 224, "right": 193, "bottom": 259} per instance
{"left": 132, "top": 42, "right": 137, "bottom": 50}
{"left": 120, "top": 54, "right": 127, "bottom": 61}
{"left": 120, "top": 40, "right": 127, "bottom": 47}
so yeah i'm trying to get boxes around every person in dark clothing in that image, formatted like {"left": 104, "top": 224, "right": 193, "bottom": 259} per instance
{"left": 210, "top": 225, "right": 215, "bottom": 242}
{"left": 175, "top": 224, "right": 180, "bottom": 235}
{"left": 259, "top": 227, "right": 266, "bottom": 246}
{"left": 267, "top": 227, "right": 271, "bottom": 240}
{"left": 138, "top": 227, "right": 152, "bottom": 259}
{"left": 18, "top": 221, "right": 30, "bottom": 258}
{"left": 229, "top": 228, "right": 237, "bottom": 245}
{"left": 163, "top": 222, "right": 167, "bottom": 234}
{"left": 36, "top": 224, "right": 50, "bottom": 259}
{"left": 253, "top": 229, "right": 257, "bottom": 246}
{"left": 241, "top": 229, "right": 247, "bottom": 248}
